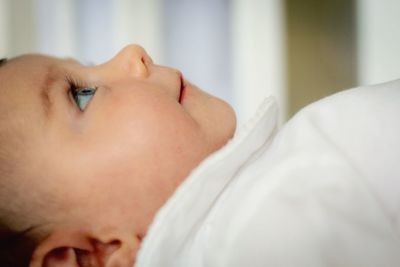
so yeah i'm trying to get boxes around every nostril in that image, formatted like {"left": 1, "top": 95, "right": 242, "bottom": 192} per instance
{"left": 140, "top": 53, "right": 153, "bottom": 67}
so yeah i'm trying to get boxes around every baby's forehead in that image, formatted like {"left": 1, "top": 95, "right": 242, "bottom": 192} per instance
{"left": 0, "top": 56, "right": 48, "bottom": 93}
{"left": 0, "top": 54, "right": 81, "bottom": 89}
{"left": 0, "top": 55, "right": 52, "bottom": 86}
{"left": 1, "top": 54, "right": 80, "bottom": 73}
{"left": 0, "top": 55, "right": 62, "bottom": 118}
{"left": 2, "top": 54, "right": 53, "bottom": 67}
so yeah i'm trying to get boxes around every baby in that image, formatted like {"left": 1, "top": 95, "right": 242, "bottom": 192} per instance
{"left": 0, "top": 45, "right": 236, "bottom": 266}
{"left": 2, "top": 44, "right": 400, "bottom": 267}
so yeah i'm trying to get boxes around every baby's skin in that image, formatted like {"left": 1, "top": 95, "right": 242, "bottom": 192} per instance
{"left": 0, "top": 45, "right": 236, "bottom": 266}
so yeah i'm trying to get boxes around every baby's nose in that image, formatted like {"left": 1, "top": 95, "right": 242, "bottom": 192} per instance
{"left": 102, "top": 44, "right": 153, "bottom": 80}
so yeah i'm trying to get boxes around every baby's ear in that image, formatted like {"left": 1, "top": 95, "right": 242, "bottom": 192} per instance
{"left": 29, "top": 229, "right": 136, "bottom": 267}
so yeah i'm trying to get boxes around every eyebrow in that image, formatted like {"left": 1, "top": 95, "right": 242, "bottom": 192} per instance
{"left": 40, "top": 65, "right": 58, "bottom": 118}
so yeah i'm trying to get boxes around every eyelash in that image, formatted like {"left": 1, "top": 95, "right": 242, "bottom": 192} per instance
{"left": 66, "top": 75, "right": 86, "bottom": 94}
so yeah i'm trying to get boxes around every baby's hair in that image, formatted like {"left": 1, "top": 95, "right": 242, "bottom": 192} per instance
{"left": 0, "top": 58, "right": 7, "bottom": 66}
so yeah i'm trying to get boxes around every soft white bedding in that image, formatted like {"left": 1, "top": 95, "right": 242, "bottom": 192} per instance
{"left": 136, "top": 79, "right": 400, "bottom": 267}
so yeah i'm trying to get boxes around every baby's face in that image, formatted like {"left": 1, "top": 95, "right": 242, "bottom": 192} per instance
{"left": 0, "top": 45, "right": 235, "bottom": 240}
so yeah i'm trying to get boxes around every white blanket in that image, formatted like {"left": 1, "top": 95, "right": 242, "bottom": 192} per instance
{"left": 136, "top": 79, "right": 400, "bottom": 267}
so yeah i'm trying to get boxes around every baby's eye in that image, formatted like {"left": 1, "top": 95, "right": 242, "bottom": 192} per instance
{"left": 72, "top": 87, "right": 97, "bottom": 111}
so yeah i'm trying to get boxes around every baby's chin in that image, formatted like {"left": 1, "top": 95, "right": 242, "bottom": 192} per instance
{"left": 208, "top": 96, "right": 237, "bottom": 151}
{"left": 219, "top": 99, "right": 237, "bottom": 139}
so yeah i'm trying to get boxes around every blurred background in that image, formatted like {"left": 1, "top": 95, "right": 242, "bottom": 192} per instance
{"left": 1, "top": 0, "right": 400, "bottom": 126}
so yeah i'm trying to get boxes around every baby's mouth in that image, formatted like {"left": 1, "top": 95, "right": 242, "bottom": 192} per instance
{"left": 179, "top": 75, "right": 186, "bottom": 103}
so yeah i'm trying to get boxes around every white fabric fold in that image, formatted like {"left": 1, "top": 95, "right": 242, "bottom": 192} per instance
{"left": 136, "top": 80, "right": 400, "bottom": 267}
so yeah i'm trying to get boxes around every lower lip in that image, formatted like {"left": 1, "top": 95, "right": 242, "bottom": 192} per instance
{"left": 179, "top": 85, "right": 186, "bottom": 103}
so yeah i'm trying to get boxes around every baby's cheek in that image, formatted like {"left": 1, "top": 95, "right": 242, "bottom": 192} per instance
{"left": 88, "top": 90, "right": 212, "bottom": 180}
